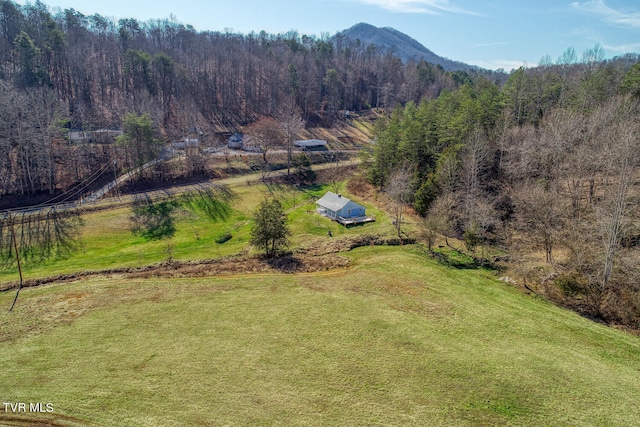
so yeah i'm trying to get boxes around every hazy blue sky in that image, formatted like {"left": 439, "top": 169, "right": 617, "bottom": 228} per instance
{"left": 14, "top": 0, "right": 640, "bottom": 70}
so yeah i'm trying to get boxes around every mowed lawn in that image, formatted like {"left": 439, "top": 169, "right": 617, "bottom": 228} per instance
{"left": 0, "top": 182, "right": 393, "bottom": 284}
{"left": 1, "top": 246, "right": 640, "bottom": 426}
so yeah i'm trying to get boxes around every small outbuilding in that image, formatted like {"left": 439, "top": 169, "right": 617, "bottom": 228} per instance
{"left": 227, "top": 133, "right": 245, "bottom": 149}
{"left": 294, "top": 139, "right": 327, "bottom": 150}
{"left": 227, "top": 133, "right": 260, "bottom": 152}
{"left": 171, "top": 138, "right": 199, "bottom": 149}
{"left": 315, "top": 191, "right": 374, "bottom": 225}
{"left": 68, "top": 129, "right": 123, "bottom": 144}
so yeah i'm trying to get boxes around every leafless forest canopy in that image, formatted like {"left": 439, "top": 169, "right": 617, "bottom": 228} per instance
{"left": 0, "top": 0, "right": 501, "bottom": 199}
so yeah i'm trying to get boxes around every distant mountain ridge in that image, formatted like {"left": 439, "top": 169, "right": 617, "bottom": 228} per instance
{"left": 335, "top": 23, "right": 474, "bottom": 71}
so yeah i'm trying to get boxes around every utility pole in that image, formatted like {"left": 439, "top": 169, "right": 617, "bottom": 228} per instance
{"left": 113, "top": 159, "right": 120, "bottom": 200}
{"left": 9, "top": 217, "right": 24, "bottom": 312}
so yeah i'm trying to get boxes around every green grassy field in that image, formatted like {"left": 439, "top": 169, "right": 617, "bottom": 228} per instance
{"left": 1, "top": 245, "right": 640, "bottom": 426}
{"left": 0, "top": 182, "right": 394, "bottom": 284}
{"left": 1, "top": 180, "right": 640, "bottom": 426}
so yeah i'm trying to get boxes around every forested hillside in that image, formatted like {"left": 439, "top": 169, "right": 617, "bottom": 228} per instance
{"left": 0, "top": 0, "right": 498, "bottom": 200}
{"left": 369, "top": 48, "right": 640, "bottom": 328}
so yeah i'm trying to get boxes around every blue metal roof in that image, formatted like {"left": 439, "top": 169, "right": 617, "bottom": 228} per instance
{"left": 316, "top": 191, "right": 364, "bottom": 212}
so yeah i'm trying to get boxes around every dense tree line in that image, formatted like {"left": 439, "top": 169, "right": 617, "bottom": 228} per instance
{"left": 370, "top": 48, "right": 640, "bottom": 327}
{"left": 0, "top": 0, "right": 500, "bottom": 201}
{"left": 0, "top": 0, "right": 489, "bottom": 127}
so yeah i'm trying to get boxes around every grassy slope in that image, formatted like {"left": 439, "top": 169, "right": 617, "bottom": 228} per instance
{"left": 1, "top": 246, "right": 639, "bottom": 426}
{"left": 0, "top": 182, "right": 393, "bottom": 284}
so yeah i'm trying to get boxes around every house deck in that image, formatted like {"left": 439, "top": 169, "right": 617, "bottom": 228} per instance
{"left": 336, "top": 215, "right": 376, "bottom": 226}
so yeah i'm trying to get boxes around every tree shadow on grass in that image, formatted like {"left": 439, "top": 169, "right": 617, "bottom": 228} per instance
{"left": 130, "top": 196, "right": 178, "bottom": 240}
{"left": 266, "top": 254, "right": 304, "bottom": 273}
{"left": 426, "top": 247, "right": 499, "bottom": 271}
{"left": 179, "top": 186, "right": 234, "bottom": 222}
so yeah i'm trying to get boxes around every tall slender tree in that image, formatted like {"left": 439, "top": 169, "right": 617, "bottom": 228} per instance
{"left": 276, "top": 98, "right": 305, "bottom": 178}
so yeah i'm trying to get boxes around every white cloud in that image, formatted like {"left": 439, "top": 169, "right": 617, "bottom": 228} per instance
{"left": 351, "top": 0, "right": 478, "bottom": 15}
{"left": 470, "top": 59, "right": 528, "bottom": 72}
{"left": 571, "top": 0, "right": 640, "bottom": 29}
{"left": 602, "top": 41, "right": 640, "bottom": 53}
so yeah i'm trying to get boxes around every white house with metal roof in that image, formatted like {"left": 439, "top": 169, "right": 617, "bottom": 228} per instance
{"left": 294, "top": 139, "right": 327, "bottom": 150}
{"left": 315, "top": 191, "right": 374, "bottom": 225}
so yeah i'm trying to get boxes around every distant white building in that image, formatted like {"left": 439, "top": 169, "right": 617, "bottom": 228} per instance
{"left": 294, "top": 139, "right": 327, "bottom": 150}
{"left": 227, "top": 133, "right": 260, "bottom": 151}
{"left": 227, "top": 133, "right": 244, "bottom": 149}
{"left": 171, "top": 138, "right": 199, "bottom": 149}
{"left": 68, "top": 129, "right": 123, "bottom": 144}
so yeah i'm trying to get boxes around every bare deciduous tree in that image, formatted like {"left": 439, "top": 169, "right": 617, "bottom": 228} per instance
{"left": 275, "top": 99, "right": 305, "bottom": 179}
{"left": 514, "top": 183, "right": 566, "bottom": 264}
{"left": 386, "top": 166, "right": 413, "bottom": 238}
{"left": 596, "top": 99, "right": 639, "bottom": 290}
{"left": 245, "top": 117, "right": 285, "bottom": 181}
{"left": 426, "top": 193, "right": 458, "bottom": 249}
{"left": 461, "top": 128, "right": 489, "bottom": 229}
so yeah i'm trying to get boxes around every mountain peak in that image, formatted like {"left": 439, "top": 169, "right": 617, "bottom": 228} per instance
{"left": 336, "top": 23, "right": 472, "bottom": 71}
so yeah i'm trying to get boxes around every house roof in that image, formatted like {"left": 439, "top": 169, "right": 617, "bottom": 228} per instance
{"left": 228, "top": 133, "right": 243, "bottom": 143}
{"left": 295, "top": 139, "right": 327, "bottom": 147}
{"left": 316, "top": 191, "right": 355, "bottom": 211}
